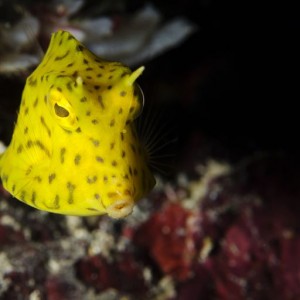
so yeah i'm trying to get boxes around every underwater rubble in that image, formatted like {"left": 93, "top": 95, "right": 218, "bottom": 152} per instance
{"left": 1, "top": 155, "right": 300, "bottom": 299}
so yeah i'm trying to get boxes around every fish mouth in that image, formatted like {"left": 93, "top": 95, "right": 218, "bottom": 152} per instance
{"left": 106, "top": 198, "right": 134, "bottom": 219}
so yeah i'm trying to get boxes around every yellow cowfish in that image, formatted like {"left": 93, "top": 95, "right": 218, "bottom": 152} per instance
{"left": 0, "top": 30, "right": 155, "bottom": 218}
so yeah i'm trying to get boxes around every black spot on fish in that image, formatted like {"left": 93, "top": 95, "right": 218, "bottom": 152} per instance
{"left": 35, "top": 140, "right": 51, "bottom": 157}
{"left": 49, "top": 173, "right": 56, "bottom": 183}
{"left": 74, "top": 154, "right": 81, "bottom": 165}
{"left": 27, "top": 140, "right": 33, "bottom": 148}
{"left": 40, "top": 116, "right": 51, "bottom": 137}
{"left": 17, "top": 144, "right": 23, "bottom": 153}
{"left": 67, "top": 182, "right": 76, "bottom": 204}
{"left": 26, "top": 165, "right": 32, "bottom": 175}
{"left": 60, "top": 148, "right": 66, "bottom": 163}
{"left": 62, "top": 128, "right": 72, "bottom": 134}
{"left": 87, "top": 176, "right": 98, "bottom": 184}
{"left": 96, "top": 156, "right": 104, "bottom": 163}
{"left": 67, "top": 182, "right": 75, "bottom": 192}
{"left": 90, "top": 138, "right": 100, "bottom": 147}
{"left": 34, "top": 176, "right": 42, "bottom": 183}
{"left": 55, "top": 50, "right": 70, "bottom": 61}
{"left": 54, "top": 195, "right": 60, "bottom": 209}
{"left": 87, "top": 207, "right": 100, "bottom": 212}
{"left": 28, "top": 77, "right": 37, "bottom": 86}
{"left": 76, "top": 45, "right": 84, "bottom": 52}
{"left": 110, "top": 119, "right": 115, "bottom": 127}
{"left": 31, "top": 191, "right": 36, "bottom": 205}
{"left": 110, "top": 142, "right": 115, "bottom": 150}
{"left": 20, "top": 190, "right": 26, "bottom": 201}
{"left": 98, "top": 96, "right": 104, "bottom": 109}
{"left": 33, "top": 98, "right": 39, "bottom": 107}
{"left": 66, "top": 81, "right": 73, "bottom": 91}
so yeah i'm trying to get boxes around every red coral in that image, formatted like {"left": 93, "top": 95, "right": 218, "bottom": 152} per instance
{"left": 0, "top": 224, "right": 25, "bottom": 246}
{"left": 2, "top": 272, "right": 39, "bottom": 299}
{"left": 45, "top": 276, "right": 78, "bottom": 300}
{"left": 203, "top": 196, "right": 300, "bottom": 299}
{"left": 276, "top": 235, "right": 300, "bottom": 299}
{"left": 176, "top": 264, "right": 214, "bottom": 300}
{"left": 75, "top": 252, "right": 147, "bottom": 296}
{"left": 134, "top": 202, "right": 200, "bottom": 281}
{"left": 76, "top": 255, "right": 118, "bottom": 292}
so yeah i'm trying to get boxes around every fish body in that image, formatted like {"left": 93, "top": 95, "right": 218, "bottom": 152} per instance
{"left": 0, "top": 30, "right": 155, "bottom": 218}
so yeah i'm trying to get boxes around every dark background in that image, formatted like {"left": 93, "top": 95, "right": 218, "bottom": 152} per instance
{"left": 139, "top": 0, "right": 300, "bottom": 167}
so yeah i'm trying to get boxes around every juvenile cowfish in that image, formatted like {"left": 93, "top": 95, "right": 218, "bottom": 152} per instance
{"left": 0, "top": 30, "right": 155, "bottom": 218}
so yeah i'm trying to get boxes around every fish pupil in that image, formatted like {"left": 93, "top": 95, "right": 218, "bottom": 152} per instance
{"left": 54, "top": 103, "right": 69, "bottom": 117}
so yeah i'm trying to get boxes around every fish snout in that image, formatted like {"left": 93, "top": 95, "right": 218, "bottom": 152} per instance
{"left": 106, "top": 198, "right": 134, "bottom": 219}
{"left": 101, "top": 182, "right": 136, "bottom": 218}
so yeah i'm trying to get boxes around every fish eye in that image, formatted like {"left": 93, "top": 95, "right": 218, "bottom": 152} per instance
{"left": 54, "top": 103, "right": 69, "bottom": 117}
{"left": 48, "top": 89, "right": 78, "bottom": 131}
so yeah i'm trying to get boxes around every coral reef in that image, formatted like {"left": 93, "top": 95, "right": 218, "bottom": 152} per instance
{"left": 1, "top": 155, "right": 300, "bottom": 299}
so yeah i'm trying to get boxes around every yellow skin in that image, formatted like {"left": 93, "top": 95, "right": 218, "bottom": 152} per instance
{"left": 0, "top": 30, "right": 155, "bottom": 218}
